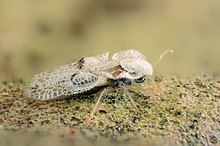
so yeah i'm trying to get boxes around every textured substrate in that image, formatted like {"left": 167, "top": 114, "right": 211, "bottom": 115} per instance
{"left": 0, "top": 75, "right": 219, "bottom": 145}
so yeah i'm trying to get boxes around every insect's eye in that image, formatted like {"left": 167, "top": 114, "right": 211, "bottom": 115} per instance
{"left": 134, "top": 76, "right": 145, "bottom": 83}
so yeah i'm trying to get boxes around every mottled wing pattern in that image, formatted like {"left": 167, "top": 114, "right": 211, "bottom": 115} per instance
{"left": 26, "top": 52, "right": 110, "bottom": 100}
{"left": 26, "top": 71, "right": 101, "bottom": 100}
{"left": 112, "top": 49, "right": 146, "bottom": 60}
{"left": 92, "top": 52, "right": 109, "bottom": 62}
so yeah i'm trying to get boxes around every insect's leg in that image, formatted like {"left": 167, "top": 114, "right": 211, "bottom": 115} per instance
{"left": 126, "top": 91, "right": 140, "bottom": 111}
{"left": 83, "top": 88, "right": 106, "bottom": 125}
{"left": 122, "top": 87, "right": 140, "bottom": 111}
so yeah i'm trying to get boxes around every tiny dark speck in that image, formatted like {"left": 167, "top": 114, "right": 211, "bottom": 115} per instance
{"left": 70, "top": 73, "right": 77, "bottom": 81}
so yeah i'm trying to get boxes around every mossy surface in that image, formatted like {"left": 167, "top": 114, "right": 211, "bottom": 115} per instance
{"left": 0, "top": 75, "right": 220, "bottom": 145}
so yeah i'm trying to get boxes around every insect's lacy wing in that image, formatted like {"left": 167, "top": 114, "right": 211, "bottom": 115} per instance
{"left": 26, "top": 52, "right": 110, "bottom": 100}
{"left": 93, "top": 52, "right": 109, "bottom": 62}
{"left": 26, "top": 70, "right": 105, "bottom": 100}
{"left": 112, "top": 49, "right": 146, "bottom": 60}
{"left": 80, "top": 52, "right": 109, "bottom": 69}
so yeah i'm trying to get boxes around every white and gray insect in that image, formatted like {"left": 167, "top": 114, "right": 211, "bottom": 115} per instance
{"left": 26, "top": 49, "right": 153, "bottom": 100}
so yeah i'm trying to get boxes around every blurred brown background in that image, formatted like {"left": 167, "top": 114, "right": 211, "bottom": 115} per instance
{"left": 0, "top": 0, "right": 219, "bottom": 80}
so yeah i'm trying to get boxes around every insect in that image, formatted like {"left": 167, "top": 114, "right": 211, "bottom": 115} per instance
{"left": 26, "top": 49, "right": 153, "bottom": 124}
{"left": 26, "top": 49, "right": 153, "bottom": 100}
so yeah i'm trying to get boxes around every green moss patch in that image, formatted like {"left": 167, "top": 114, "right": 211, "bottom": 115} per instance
{"left": 0, "top": 75, "right": 219, "bottom": 145}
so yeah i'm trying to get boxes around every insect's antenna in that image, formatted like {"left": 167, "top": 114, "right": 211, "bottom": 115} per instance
{"left": 149, "top": 49, "right": 174, "bottom": 85}
{"left": 153, "top": 49, "right": 174, "bottom": 69}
